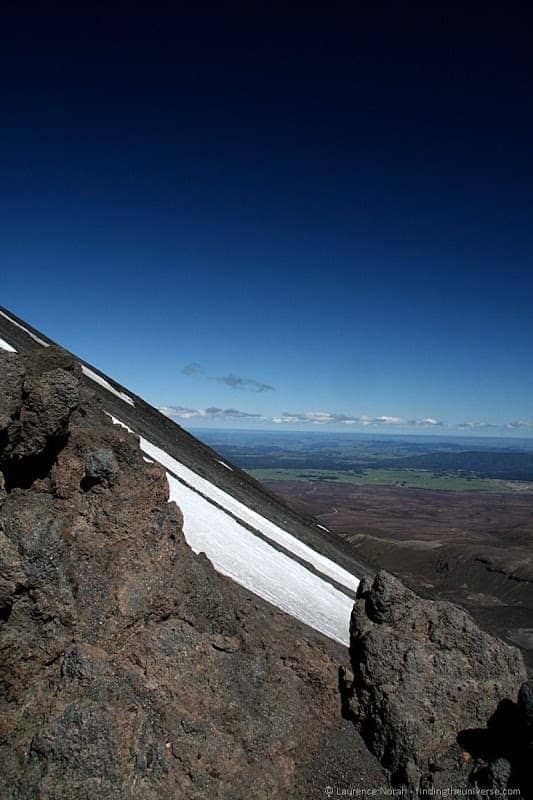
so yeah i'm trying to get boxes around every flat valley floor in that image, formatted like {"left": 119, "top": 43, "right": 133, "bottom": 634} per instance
{"left": 263, "top": 480, "right": 533, "bottom": 673}
{"left": 198, "top": 430, "right": 533, "bottom": 675}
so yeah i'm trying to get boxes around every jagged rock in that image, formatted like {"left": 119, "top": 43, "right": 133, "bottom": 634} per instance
{"left": 349, "top": 570, "right": 527, "bottom": 792}
{"left": 83, "top": 448, "right": 120, "bottom": 487}
{"left": 0, "top": 350, "right": 81, "bottom": 497}
{"left": 0, "top": 347, "right": 386, "bottom": 799}
{"left": 0, "top": 353, "right": 24, "bottom": 426}
{"left": 519, "top": 681, "right": 533, "bottom": 730}
{"left": 487, "top": 757, "right": 512, "bottom": 790}
{"left": 15, "top": 368, "right": 79, "bottom": 456}
{"left": 465, "top": 681, "right": 533, "bottom": 797}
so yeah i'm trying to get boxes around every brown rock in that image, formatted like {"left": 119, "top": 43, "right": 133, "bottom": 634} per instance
{"left": 349, "top": 570, "right": 527, "bottom": 792}
{"left": 0, "top": 347, "right": 385, "bottom": 798}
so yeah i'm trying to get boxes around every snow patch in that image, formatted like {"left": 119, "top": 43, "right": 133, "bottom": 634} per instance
{"left": 166, "top": 473, "right": 352, "bottom": 644}
{"left": 0, "top": 310, "right": 50, "bottom": 347}
{"left": 217, "top": 460, "right": 234, "bottom": 471}
{"left": 109, "top": 415, "right": 135, "bottom": 434}
{"left": 0, "top": 337, "right": 17, "bottom": 352}
{"left": 108, "top": 415, "right": 359, "bottom": 645}
{"left": 81, "top": 365, "right": 135, "bottom": 406}
{"left": 138, "top": 436, "right": 359, "bottom": 595}
{"left": 317, "top": 523, "right": 330, "bottom": 533}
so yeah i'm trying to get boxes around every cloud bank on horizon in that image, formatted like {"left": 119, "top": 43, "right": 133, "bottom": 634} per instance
{"left": 159, "top": 405, "right": 533, "bottom": 432}
{"left": 160, "top": 406, "right": 262, "bottom": 421}
{"left": 174, "top": 363, "right": 532, "bottom": 433}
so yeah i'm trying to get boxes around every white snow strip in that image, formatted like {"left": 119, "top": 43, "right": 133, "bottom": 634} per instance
{"left": 108, "top": 415, "right": 358, "bottom": 643}
{"left": 138, "top": 435, "right": 359, "bottom": 595}
{"left": 0, "top": 310, "right": 50, "bottom": 347}
{"left": 217, "top": 459, "right": 234, "bottom": 471}
{"left": 81, "top": 365, "right": 135, "bottom": 406}
{"left": 317, "top": 524, "right": 330, "bottom": 533}
{"left": 0, "top": 315, "right": 134, "bottom": 408}
{"left": 0, "top": 337, "right": 17, "bottom": 352}
{"left": 109, "top": 416, "right": 135, "bottom": 433}
{"left": 166, "top": 473, "right": 352, "bottom": 644}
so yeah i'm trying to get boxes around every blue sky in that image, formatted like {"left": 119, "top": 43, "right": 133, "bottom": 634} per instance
{"left": 1, "top": 5, "right": 532, "bottom": 434}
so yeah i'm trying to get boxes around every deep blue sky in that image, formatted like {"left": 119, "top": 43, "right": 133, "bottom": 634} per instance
{"left": 1, "top": 3, "right": 532, "bottom": 434}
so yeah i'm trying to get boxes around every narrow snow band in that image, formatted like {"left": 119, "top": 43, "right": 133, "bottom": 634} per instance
{"left": 0, "top": 311, "right": 134, "bottom": 407}
{"left": 0, "top": 346, "right": 351, "bottom": 641}
{"left": 166, "top": 473, "right": 352, "bottom": 645}
{"left": 140, "top": 436, "right": 360, "bottom": 595}
{"left": 109, "top": 416, "right": 134, "bottom": 433}
{"left": 0, "top": 337, "right": 134, "bottom": 408}
{"left": 81, "top": 365, "right": 135, "bottom": 406}
{"left": 0, "top": 337, "right": 17, "bottom": 352}
{"left": 217, "top": 459, "right": 234, "bottom": 471}
{"left": 109, "top": 414, "right": 356, "bottom": 644}
{"left": 0, "top": 310, "right": 50, "bottom": 347}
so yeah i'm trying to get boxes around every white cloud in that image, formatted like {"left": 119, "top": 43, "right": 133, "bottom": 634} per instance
{"left": 159, "top": 405, "right": 533, "bottom": 433}
{"left": 274, "top": 411, "right": 446, "bottom": 427}
{"left": 455, "top": 421, "right": 497, "bottom": 430}
{"left": 160, "top": 406, "right": 263, "bottom": 421}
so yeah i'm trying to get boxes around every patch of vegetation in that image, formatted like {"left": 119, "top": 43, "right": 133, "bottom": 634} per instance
{"left": 248, "top": 467, "right": 533, "bottom": 492}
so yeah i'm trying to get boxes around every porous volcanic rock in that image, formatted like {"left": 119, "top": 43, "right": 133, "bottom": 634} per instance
{"left": 348, "top": 570, "right": 527, "bottom": 793}
{"left": 463, "top": 679, "right": 533, "bottom": 798}
{"left": 0, "top": 347, "right": 385, "bottom": 799}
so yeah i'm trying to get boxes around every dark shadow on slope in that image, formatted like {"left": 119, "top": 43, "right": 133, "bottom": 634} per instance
{"left": 458, "top": 690, "right": 533, "bottom": 799}
{"left": 2, "top": 433, "right": 68, "bottom": 491}
{"left": 338, "top": 665, "right": 356, "bottom": 722}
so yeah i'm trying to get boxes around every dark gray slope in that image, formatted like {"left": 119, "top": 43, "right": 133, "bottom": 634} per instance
{"left": 0, "top": 304, "right": 372, "bottom": 584}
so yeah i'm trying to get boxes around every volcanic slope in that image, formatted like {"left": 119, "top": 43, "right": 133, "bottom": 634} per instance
{"left": 0, "top": 343, "right": 388, "bottom": 799}
{"left": 0, "top": 306, "right": 369, "bottom": 645}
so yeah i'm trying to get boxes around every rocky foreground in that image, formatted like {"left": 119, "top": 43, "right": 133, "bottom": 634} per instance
{"left": 349, "top": 571, "right": 531, "bottom": 795}
{"left": 0, "top": 346, "right": 384, "bottom": 799}
{"left": 0, "top": 346, "right": 531, "bottom": 799}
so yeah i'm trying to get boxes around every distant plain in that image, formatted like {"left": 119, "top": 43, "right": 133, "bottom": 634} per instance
{"left": 195, "top": 429, "right": 533, "bottom": 673}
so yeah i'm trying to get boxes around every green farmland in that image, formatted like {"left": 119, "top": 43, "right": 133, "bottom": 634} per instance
{"left": 248, "top": 467, "right": 529, "bottom": 492}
